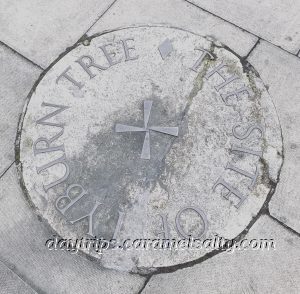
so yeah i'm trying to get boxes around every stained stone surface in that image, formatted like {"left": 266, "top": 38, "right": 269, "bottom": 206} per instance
{"left": 143, "top": 215, "right": 300, "bottom": 293}
{"left": 248, "top": 41, "right": 300, "bottom": 233}
{"left": 0, "top": 43, "right": 41, "bottom": 176}
{"left": 0, "top": 0, "right": 115, "bottom": 68}
{"left": 87, "top": 0, "right": 258, "bottom": 57}
{"left": 189, "top": 0, "right": 300, "bottom": 54}
{"left": 18, "top": 26, "right": 283, "bottom": 272}
{"left": 0, "top": 166, "right": 145, "bottom": 293}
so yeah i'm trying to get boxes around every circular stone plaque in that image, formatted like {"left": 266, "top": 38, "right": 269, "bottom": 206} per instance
{"left": 17, "top": 26, "right": 283, "bottom": 273}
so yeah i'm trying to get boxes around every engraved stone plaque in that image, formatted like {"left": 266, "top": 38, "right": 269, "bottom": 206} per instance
{"left": 16, "top": 26, "right": 283, "bottom": 273}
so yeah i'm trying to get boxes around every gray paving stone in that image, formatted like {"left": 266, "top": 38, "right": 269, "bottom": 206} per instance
{"left": 143, "top": 215, "right": 300, "bottom": 293}
{"left": 189, "top": 0, "right": 300, "bottom": 54}
{"left": 248, "top": 41, "right": 300, "bottom": 234}
{"left": 0, "top": 44, "right": 41, "bottom": 176}
{"left": 0, "top": 166, "right": 145, "bottom": 294}
{"left": 87, "top": 0, "right": 258, "bottom": 57}
{"left": 0, "top": 260, "right": 36, "bottom": 294}
{"left": 0, "top": 0, "right": 116, "bottom": 68}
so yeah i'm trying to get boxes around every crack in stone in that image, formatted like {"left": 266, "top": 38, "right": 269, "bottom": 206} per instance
{"left": 184, "top": 0, "right": 299, "bottom": 59}
{"left": 14, "top": 25, "right": 286, "bottom": 278}
{"left": 0, "top": 40, "right": 44, "bottom": 70}
{"left": 137, "top": 276, "right": 152, "bottom": 294}
{"left": 136, "top": 178, "right": 281, "bottom": 292}
{"left": 0, "top": 161, "right": 15, "bottom": 179}
{"left": 0, "top": 254, "right": 42, "bottom": 294}
{"left": 78, "top": 0, "right": 118, "bottom": 42}
{"left": 267, "top": 213, "right": 300, "bottom": 238}
{"left": 132, "top": 34, "right": 286, "bottom": 286}
{"left": 244, "top": 39, "right": 261, "bottom": 60}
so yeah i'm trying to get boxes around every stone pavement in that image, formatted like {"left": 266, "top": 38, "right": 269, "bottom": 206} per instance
{"left": 143, "top": 216, "right": 300, "bottom": 294}
{"left": 0, "top": 0, "right": 299, "bottom": 293}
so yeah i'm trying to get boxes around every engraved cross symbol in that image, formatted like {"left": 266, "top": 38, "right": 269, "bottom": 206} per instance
{"left": 115, "top": 100, "right": 179, "bottom": 159}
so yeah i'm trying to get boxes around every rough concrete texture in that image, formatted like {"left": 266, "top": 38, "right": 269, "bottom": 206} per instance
{"left": 0, "top": 166, "right": 145, "bottom": 293}
{"left": 0, "top": 0, "right": 299, "bottom": 292}
{"left": 248, "top": 41, "right": 300, "bottom": 234}
{"left": 18, "top": 26, "right": 282, "bottom": 272}
{"left": 189, "top": 0, "right": 300, "bottom": 54}
{"left": 87, "top": 0, "right": 258, "bottom": 57}
{"left": 0, "top": 43, "right": 41, "bottom": 176}
{"left": 0, "top": 260, "right": 36, "bottom": 294}
{"left": 0, "top": 0, "right": 116, "bottom": 68}
{"left": 143, "top": 215, "right": 300, "bottom": 293}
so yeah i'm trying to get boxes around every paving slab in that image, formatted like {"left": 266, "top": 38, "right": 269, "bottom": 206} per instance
{"left": 87, "top": 0, "right": 258, "bottom": 58}
{"left": 0, "top": 260, "right": 36, "bottom": 294}
{"left": 248, "top": 41, "right": 300, "bottom": 233}
{"left": 17, "top": 26, "right": 282, "bottom": 272}
{"left": 0, "top": 0, "right": 116, "bottom": 68}
{"left": 143, "top": 215, "right": 300, "bottom": 293}
{"left": 188, "top": 0, "right": 300, "bottom": 54}
{"left": 0, "top": 166, "right": 145, "bottom": 294}
{"left": 0, "top": 44, "right": 41, "bottom": 176}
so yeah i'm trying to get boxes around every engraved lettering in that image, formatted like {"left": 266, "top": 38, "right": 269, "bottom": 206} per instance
{"left": 55, "top": 184, "right": 88, "bottom": 215}
{"left": 121, "top": 38, "right": 139, "bottom": 61}
{"left": 175, "top": 206, "right": 208, "bottom": 238}
{"left": 157, "top": 214, "right": 171, "bottom": 239}
{"left": 76, "top": 55, "right": 108, "bottom": 79}
{"left": 56, "top": 66, "right": 83, "bottom": 89}
{"left": 70, "top": 202, "right": 101, "bottom": 237}
{"left": 221, "top": 86, "right": 253, "bottom": 105}
{"left": 190, "top": 48, "right": 214, "bottom": 72}
{"left": 33, "top": 138, "right": 64, "bottom": 156}
{"left": 215, "top": 75, "right": 239, "bottom": 91}
{"left": 213, "top": 177, "right": 247, "bottom": 208}
{"left": 36, "top": 153, "right": 70, "bottom": 192}
{"left": 35, "top": 103, "right": 69, "bottom": 146}
{"left": 205, "top": 62, "right": 239, "bottom": 91}
{"left": 225, "top": 162, "right": 259, "bottom": 189}
{"left": 36, "top": 102, "right": 69, "bottom": 128}
{"left": 113, "top": 211, "right": 125, "bottom": 240}
{"left": 100, "top": 44, "right": 122, "bottom": 66}
{"left": 232, "top": 123, "right": 264, "bottom": 140}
